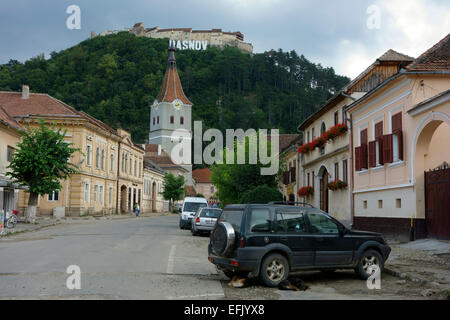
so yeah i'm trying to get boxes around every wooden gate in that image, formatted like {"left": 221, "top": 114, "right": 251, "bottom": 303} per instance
{"left": 424, "top": 162, "right": 450, "bottom": 239}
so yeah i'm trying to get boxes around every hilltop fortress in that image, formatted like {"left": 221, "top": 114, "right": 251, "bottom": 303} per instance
{"left": 97, "top": 23, "right": 253, "bottom": 54}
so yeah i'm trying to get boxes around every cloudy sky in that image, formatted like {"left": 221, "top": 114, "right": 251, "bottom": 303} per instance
{"left": 1, "top": 0, "right": 449, "bottom": 78}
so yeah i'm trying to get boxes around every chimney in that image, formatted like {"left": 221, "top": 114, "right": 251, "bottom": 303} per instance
{"left": 22, "top": 85, "right": 29, "bottom": 99}
{"left": 157, "top": 144, "right": 162, "bottom": 156}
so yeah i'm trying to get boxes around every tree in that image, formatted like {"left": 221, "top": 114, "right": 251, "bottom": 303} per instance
{"left": 239, "top": 184, "right": 283, "bottom": 204}
{"left": 210, "top": 133, "right": 284, "bottom": 205}
{"left": 7, "top": 120, "right": 80, "bottom": 223}
{"left": 162, "top": 173, "right": 185, "bottom": 211}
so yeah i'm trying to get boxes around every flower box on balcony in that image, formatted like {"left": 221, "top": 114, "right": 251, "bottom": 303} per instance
{"left": 297, "top": 186, "right": 314, "bottom": 197}
{"left": 327, "top": 179, "right": 348, "bottom": 191}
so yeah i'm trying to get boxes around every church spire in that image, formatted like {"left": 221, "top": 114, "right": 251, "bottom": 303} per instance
{"left": 155, "top": 45, "right": 192, "bottom": 105}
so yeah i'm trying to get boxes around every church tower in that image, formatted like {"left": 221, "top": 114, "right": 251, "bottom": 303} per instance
{"left": 149, "top": 46, "right": 194, "bottom": 185}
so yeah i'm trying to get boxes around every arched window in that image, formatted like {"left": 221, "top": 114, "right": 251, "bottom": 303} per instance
{"left": 170, "top": 115, "right": 174, "bottom": 124}
{"left": 157, "top": 116, "right": 159, "bottom": 124}
{"left": 180, "top": 116, "right": 184, "bottom": 125}
{"left": 321, "top": 122, "right": 326, "bottom": 135}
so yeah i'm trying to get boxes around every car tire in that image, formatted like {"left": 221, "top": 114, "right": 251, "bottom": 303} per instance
{"left": 354, "top": 249, "right": 384, "bottom": 280}
{"left": 259, "top": 253, "right": 289, "bottom": 287}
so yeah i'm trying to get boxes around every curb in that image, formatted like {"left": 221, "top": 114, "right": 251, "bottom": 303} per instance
{"left": 0, "top": 221, "right": 62, "bottom": 237}
{"left": 383, "top": 267, "right": 428, "bottom": 285}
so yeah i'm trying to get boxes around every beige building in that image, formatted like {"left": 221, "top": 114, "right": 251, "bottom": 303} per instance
{"left": 279, "top": 135, "right": 302, "bottom": 203}
{"left": 99, "top": 23, "right": 253, "bottom": 54}
{"left": 296, "top": 50, "right": 414, "bottom": 225}
{"left": 192, "top": 168, "right": 217, "bottom": 203}
{"left": 0, "top": 105, "right": 24, "bottom": 218}
{"left": 142, "top": 159, "right": 167, "bottom": 213}
{"left": 117, "top": 129, "right": 144, "bottom": 214}
{"left": 346, "top": 34, "right": 450, "bottom": 240}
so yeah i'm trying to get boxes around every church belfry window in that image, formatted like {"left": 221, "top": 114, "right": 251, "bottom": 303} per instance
{"left": 180, "top": 116, "right": 184, "bottom": 125}
{"left": 170, "top": 115, "right": 174, "bottom": 124}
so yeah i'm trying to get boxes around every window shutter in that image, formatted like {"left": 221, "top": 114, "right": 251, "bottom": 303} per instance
{"left": 383, "top": 134, "right": 393, "bottom": 163}
{"left": 368, "top": 141, "right": 376, "bottom": 168}
{"left": 360, "top": 129, "right": 368, "bottom": 145}
{"left": 392, "top": 113, "right": 402, "bottom": 133}
{"left": 397, "top": 131, "right": 404, "bottom": 161}
{"left": 361, "top": 143, "right": 368, "bottom": 169}
{"left": 290, "top": 167, "right": 296, "bottom": 183}
{"left": 355, "top": 146, "right": 361, "bottom": 171}
{"left": 378, "top": 138, "right": 384, "bottom": 165}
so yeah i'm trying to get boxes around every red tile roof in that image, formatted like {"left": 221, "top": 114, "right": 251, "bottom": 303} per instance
{"left": 192, "top": 167, "right": 212, "bottom": 183}
{"left": 406, "top": 33, "right": 450, "bottom": 72}
{"left": 0, "top": 104, "right": 24, "bottom": 131}
{"left": 156, "top": 47, "right": 192, "bottom": 105}
{"left": 184, "top": 185, "right": 197, "bottom": 196}
{"left": 143, "top": 143, "right": 187, "bottom": 171}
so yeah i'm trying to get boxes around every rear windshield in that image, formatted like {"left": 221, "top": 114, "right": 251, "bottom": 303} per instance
{"left": 200, "top": 209, "right": 222, "bottom": 218}
{"left": 183, "top": 202, "right": 207, "bottom": 212}
{"left": 219, "top": 210, "right": 244, "bottom": 233}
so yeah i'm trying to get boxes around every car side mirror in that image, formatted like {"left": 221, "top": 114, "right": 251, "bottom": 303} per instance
{"left": 339, "top": 226, "right": 347, "bottom": 236}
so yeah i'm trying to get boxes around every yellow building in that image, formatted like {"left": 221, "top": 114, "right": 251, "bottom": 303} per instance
{"left": 0, "top": 105, "right": 24, "bottom": 217}
{"left": 142, "top": 159, "right": 167, "bottom": 213}
{"left": 116, "top": 128, "right": 144, "bottom": 214}
{"left": 0, "top": 87, "right": 132, "bottom": 216}
{"left": 279, "top": 135, "right": 302, "bottom": 203}
{"left": 346, "top": 34, "right": 450, "bottom": 240}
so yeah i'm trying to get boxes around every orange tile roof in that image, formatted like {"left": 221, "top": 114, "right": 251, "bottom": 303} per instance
{"left": 192, "top": 167, "right": 212, "bottom": 183}
{"left": 156, "top": 47, "right": 192, "bottom": 105}
{"left": 0, "top": 104, "right": 24, "bottom": 131}
{"left": 406, "top": 33, "right": 450, "bottom": 72}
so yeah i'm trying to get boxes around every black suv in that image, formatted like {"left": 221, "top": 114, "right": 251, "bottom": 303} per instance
{"left": 208, "top": 203, "right": 391, "bottom": 287}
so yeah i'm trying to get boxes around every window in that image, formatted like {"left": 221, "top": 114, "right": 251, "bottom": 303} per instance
{"left": 7, "top": 146, "right": 14, "bottom": 162}
{"left": 84, "top": 183, "right": 90, "bottom": 203}
{"left": 334, "top": 111, "right": 339, "bottom": 126}
{"left": 99, "top": 186, "right": 104, "bottom": 204}
{"left": 307, "top": 212, "right": 339, "bottom": 234}
{"left": 334, "top": 163, "right": 339, "bottom": 180}
{"left": 48, "top": 190, "right": 59, "bottom": 201}
{"left": 356, "top": 128, "right": 368, "bottom": 171}
{"left": 86, "top": 145, "right": 92, "bottom": 166}
{"left": 110, "top": 154, "right": 114, "bottom": 172}
{"left": 153, "top": 117, "right": 155, "bottom": 125}
{"left": 96, "top": 147, "right": 100, "bottom": 168}
{"left": 249, "top": 209, "right": 272, "bottom": 233}
{"left": 312, "top": 171, "right": 315, "bottom": 189}
{"left": 363, "top": 200, "right": 367, "bottom": 209}
{"left": 307, "top": 131, "right": 310, "bottom": 143}
{"left": 307, "top": 172, "right": 310, "bottom": 187}
{"left": 109, "top": 187, "right": 113, "bottom": 205}
{"left": 276, "top": 211, "right": 306, "bottom": 233}
{"left": 180, "top": 116, "right": 184, "bottom": 125}
{"left": 342, "top": 108, "right": 346, "bottom": 123}
{"left": 378, "top": 200, "right": 383, "bottom": 208}
{"left": 311, "top": 128, "right": 315, "bottom": 139}
{"left": 396, "top": 198, "right": 401, "bottom": 208}
{"left": 157, "top": 116, "right": 159, "bottom": 124}
{"left": 342, "top": 160, "right": 348, "bottom": 184}
{"left": 210, "top": 186, "right": 214, "bottom": 193}
{"left": 101, "top": 149, "right": 105, "bottom": 170}
{"left": 94, "top": 185, "right": 98, "bottom": 202}
{"left": 320, "top": 122, "right": 326, "bottom": 154}
{"left": 391, "top": 112, "right": 403, "bottom": 162}
{"left": 170, "top": 115, "right": 174, "bottom": 124}
{"left": 129, "top": 157, "right": 132, "bottom": 174}
{"left": 134, "top": 159, "right": 137, "bottom": 176}
{"left": 374, "top": 121, "right": 383, "bottom": 166}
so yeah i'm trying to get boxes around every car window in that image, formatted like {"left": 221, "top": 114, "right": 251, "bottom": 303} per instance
{"left": 276, "top": 212, "right": 307, "bottom": 233}
{"left": 183, "top": 202, "right": 207, "bottom": 212}
{"left": 200, "top": 209, "right": 222, "bottom": 218}
{"left": 307, "top": 213, "right": 339, "bottom": 234}
{"left": 220, "top": 210, "right": 244, "bottom": 233}
{"left": 248, "top": 209, "right": 272, "bottom": 233}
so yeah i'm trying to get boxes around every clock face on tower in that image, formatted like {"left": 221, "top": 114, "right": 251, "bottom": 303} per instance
{"left": 172, "top": 99, "right": 183, "bottom": 110}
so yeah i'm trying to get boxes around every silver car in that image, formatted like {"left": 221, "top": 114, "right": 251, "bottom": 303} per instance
{"left": 191, "top": 207, "right": 222, "bottom": 236}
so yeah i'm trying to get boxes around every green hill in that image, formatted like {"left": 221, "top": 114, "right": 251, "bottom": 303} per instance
{"left": 0, "top": 32, "right": 350, "bottom": 143}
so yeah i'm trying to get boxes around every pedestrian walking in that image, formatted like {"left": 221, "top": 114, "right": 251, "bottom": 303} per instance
{"left": 134, "top": 203, "right": 140, "bottom": 218}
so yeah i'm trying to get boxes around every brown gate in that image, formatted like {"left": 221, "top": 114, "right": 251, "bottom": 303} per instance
{"left": 424, "top": 162, "right": 450, "bottom": 239}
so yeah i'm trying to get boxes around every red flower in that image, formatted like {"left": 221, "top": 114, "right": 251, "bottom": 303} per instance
{"left": 298, "top": 186, "right": 314, "bottom": 196}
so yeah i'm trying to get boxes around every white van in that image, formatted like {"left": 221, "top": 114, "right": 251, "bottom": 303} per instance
{"left": 179, "top": 197, "right": 208, "bottom": 229}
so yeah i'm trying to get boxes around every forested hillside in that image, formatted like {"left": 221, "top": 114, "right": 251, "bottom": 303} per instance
{"left": 0, "top": 32, "right": 350, "bottom": 143}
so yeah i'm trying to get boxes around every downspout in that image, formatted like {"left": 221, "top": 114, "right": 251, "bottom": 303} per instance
{"left": 116, "top": 140, "right": 121, "bottom": 215}
{"left": 348, "top": 114, "right": 354, "bottom": 229}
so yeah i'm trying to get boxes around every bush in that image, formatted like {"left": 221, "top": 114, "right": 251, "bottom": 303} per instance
{"left": 239, "top": 185, "right": 283, "bottom": 204}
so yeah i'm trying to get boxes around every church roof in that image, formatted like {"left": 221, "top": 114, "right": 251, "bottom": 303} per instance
{"left": 156, "top": 46, "right": 192, "bottom": 105}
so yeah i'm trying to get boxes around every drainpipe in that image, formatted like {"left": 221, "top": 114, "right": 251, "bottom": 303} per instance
{"left": 348, "top": 114, "right": 354, "bottom": 229}
{"left": 116, "top": 140, "right": 121, "bottom": 215}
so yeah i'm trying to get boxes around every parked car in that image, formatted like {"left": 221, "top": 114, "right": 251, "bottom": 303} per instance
{"left": 208, "top": 203, "right": 391, "bottom": 287}
{"left": 179, "top": 197, "right": 208, "bottom": 229}
{"left": 191, "top": 207, "right": 223, "bottom": 236}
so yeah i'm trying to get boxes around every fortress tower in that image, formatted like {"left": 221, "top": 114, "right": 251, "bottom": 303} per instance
{"left": 149, "top": 46, "right": 194, "bottom": 186}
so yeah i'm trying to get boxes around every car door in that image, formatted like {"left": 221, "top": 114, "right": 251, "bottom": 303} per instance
{"left": 305, "top": 211, "right": 354, "bottom": 267}
{"left": 275, "top": 210, "right": 314, "bottom": 268}
{"left": 245, "top": 207, "right": 275, "bottom": 248}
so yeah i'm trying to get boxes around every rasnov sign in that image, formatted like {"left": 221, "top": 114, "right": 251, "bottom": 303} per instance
{"left": 169, "top": 39, "right": 208, "bottom": 51}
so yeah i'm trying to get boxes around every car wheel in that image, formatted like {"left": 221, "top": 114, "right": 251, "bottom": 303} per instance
{"left": 355, "top": 249, "right": 384, "bottom": 280}
{"left": 259, "top": 253, "right": 289, "bottom": 287}
{"left": 179, "top": 219, "right": 184, "bottom": 229}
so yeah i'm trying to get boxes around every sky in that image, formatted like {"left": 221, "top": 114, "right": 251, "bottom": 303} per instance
{"left": 0, "top": 0, "right": 449, "bottom": 79}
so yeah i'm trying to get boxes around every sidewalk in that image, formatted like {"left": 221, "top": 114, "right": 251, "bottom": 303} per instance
{"left": 0, "top": 211, "right": 176, "bottom": 237}
{"left": 384, "top": 239, "right": 450, "bottom": 299}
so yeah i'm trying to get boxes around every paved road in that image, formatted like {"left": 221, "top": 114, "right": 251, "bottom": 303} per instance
{"left": 0, "top": 215, "right": 223, "bottom": 299}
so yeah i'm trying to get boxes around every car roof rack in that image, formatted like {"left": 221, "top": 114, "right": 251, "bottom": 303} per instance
{"left": 267, "top": 201, "right": 315, "bottom": 208}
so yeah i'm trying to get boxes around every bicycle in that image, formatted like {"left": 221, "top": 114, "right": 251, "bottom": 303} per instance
{"left": 5, "top": 210, "right": 18, "bottom": 229}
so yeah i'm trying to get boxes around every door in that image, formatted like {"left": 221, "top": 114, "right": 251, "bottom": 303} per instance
{"left": 425, "top": 165, "right": 450, "bottom": 239}
{"left": 305, "top": 211, "right": 353, "bottom": 266}
{"left": 320, "top": 170, "right": 329, "bottom": 212}
{"left": 276, "top": 210, "right": 314, "bottom": 268}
